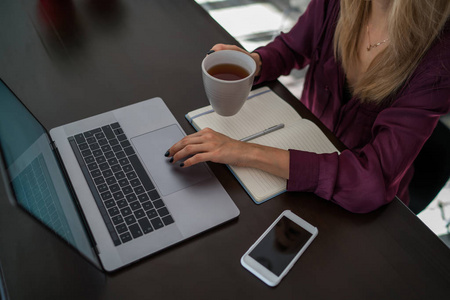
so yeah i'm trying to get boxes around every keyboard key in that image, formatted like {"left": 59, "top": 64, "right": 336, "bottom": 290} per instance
{"left": 102, "top": 125, "right": 115, "bottom": 140}
{"left": 110, "top": 184, "right": 121, "bottom": 193}
{"left": 150, "top": 217, "right": 164, "bottom": 230}
{"left": 99, "top": 162, "right": 109, "bottom": 171}
{"left": 98, "top": 184, "right": 108, "bottom": 193}
{"left": 93, "top": 149, "right": 103, "bottom": 157}
{"left": 94, "top": 176, "right": 105, "bottom": 185}
{"left": 118, "top": 178, "right": 129, "bottom": 187}
{"left": 116, "top": 223, "right": 127, "bottom": 234}
{"left": 110, "top": 138, "right": 119, "bottom": 146}
{"left": 162, "top": 215, "right": 174, "bottom": 226}
{"left": 126, "top": 171, "right": 137, "bottom": 180}
{"left": 148, "top": 189, "right": 160, "bottom": 200}
{"left": 138, "top": 193, "right": 149, "bottom": 203}
{"left": 130, "top": 201, "right": 141, "bottom": 211}
{"left": 146, "top": 209, "right": 157, "bottom": 219}
{"left": 108, "top": 158, "right": 119, "bottom": 166}
{"left": 106, "top": 176, "right": 117, "bottom": 185}
{"left": 78, "top": 143, "right": 89, "bottom": 151}
{"left": 87, "top": 162, "right": 98, "bottom": 171}
{"left": 104, "top": 199, "right": 116, "bottom": 208}
{"left": 74, "top": 133, "right": 85, "bottom": 144}
{"left": 116, "top": 199, "right": 128, "bottom": 208}
{"left": 120, "top": 232, "right": 132, "bottom": 243}
{"left": 112, "top": 144, "right": 122, "bottom": 152}
{"left": 102, "top": 145, "right": 112, "bottom": 153}
{"left": 126, "top": 193, "right": 138, "bottom": 203}
{"left": 153, "top": 199, "right": 164, "bottom": 209}
{"left": 101, "top": 191, "right": 112, "bottom": 200}
{"left": 114, "top": 128, "right": 124, "bottom": 135}
{"left": 121, "top": 207, "right": 132, "bottom": 217}
{"left": 122, "top": 185, "right": 133, "bottom": 195}
{"left": 108, "top": 206, "right": 120, "bottom": 217}
{"left": 90, "top": 143, "right": 100, "bottom": 150}
{"left": 117, "top": 134, "right": 127, "bottom": 142}
{"left": 95, "top": 132, "right": 105, "bottom": 140}
{"left": 125, "top": 215, "right": 136, "bottom": 225}
{"left": 138, "top": 218, "right": 153, "bottom": 234}
{"left": 115, "top": 171, "right": 126, "bottom": 180}
{"left": 98, "top": 138, "right": 108, "bottom": 146}
{"left": 122, "top": 164, "right": 133, "bottom": 173}
{"left": 134, "top": 209, "right": 145, "bottom": 219}
{"left": 142, "top": 201, "right": 154, "bottom": 211}
{"left": 102, "top": 147, "right": 116, "bottom": 159}
{"left": 102, "top": 169, "right": 113, "bottom": 178}
{"left": 121, "top": 140, "right": 131, "bottom": 148}
{"left": 113, "top": 191, "right": 124, "bottom": 200}
{"left": 158, "top": 207, "right": 170, "bottom": 217}
{"left": 111, "top": 122, "right": 120, "bottom": 129}
{"left": 119, "top": 157, "right": 129, "bottom": 165}
{"left": 91, "top": 169, "right": 101, "bottom": 178}
{"left": 111, "top": 164, "right": 122, "bottom": 173}
{"left": 130, "top": 178, "right": 140, "bottom": 187}
{"left": 111, "top": 215, "right": 124, "bottom": 225}
{"left": 85, "top": 156, "right": 95, "bottom": 164}
{"left": 116, "top": 151, "right": 126, "bottom": 159}
{"left": 129, "top": 223, "right": 143, "bottom": 238}
{"left": 124, "top": 146, "right": 135, "bottom": 156}
{"left": 81, "top": 149, "right": 92, "bottom": 157}
{"left": 96, "top": 156, "right": 106, "bottom": 164}
{"left": 134, "top": 186, "right": 145, "bottom": 195}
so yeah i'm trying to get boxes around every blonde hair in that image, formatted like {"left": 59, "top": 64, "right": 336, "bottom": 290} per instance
{"left": 334, "top": 0, "right": 450, "bottom": 103}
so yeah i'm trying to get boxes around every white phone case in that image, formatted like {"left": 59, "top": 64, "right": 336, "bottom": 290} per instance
{"left": 241, "top": 210, "right": 318, "bottom": 286}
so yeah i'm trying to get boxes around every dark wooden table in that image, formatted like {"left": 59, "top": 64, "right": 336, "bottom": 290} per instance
{"left": 1, "top": 0, "right": 450, "bottom": 299}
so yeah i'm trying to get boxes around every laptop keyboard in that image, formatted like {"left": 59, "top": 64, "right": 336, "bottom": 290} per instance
{"left": 68, "top": 122, "right": 174, "bottom": 246}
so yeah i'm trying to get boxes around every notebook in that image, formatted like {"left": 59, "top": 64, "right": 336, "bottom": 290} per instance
{"left": 186, "top": 87, "right": 339, "bottom": 204}
{"left": 0, "top": 78, "right": 239, "bottom": 272}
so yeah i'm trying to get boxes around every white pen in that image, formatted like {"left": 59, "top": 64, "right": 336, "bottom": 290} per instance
{"left": 240, "top": 124, "right": 285, "bottom": 142}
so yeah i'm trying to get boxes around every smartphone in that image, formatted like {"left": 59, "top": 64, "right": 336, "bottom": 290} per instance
{"left": 240, "top": 210, "right": 318, "bottom": 287}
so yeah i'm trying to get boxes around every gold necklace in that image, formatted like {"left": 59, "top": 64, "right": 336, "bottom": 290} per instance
{"left": 366, "top": 25, "right": 389, "bottom": 51}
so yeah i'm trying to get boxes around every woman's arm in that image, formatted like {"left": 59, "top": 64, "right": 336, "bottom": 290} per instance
{"left": 166, "top": 128, "right": 290, "bottom": 179}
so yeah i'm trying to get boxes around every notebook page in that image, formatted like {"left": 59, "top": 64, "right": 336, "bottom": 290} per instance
{"left": 229, "top": 119, "right": 339, "bottom": 202}
{"left": 187, "top": 88, "right": 301, "bottom": 140}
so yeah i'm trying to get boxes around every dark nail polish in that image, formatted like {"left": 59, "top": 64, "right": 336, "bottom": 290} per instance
{"left": 206, "top": 49, "right": 215, "bottom": 55}
{"left": 180, "top": 162, "right": 184, "bottom": 167}
{"left": 164, "top": 150, "right": 170, "bottom": 157}
{"left": 169, "top": 157, "right": 174, "bottom": 163}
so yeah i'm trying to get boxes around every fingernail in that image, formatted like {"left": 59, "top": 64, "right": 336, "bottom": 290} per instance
{"left": 206, "top": 50, "right": 215, "bottom": 55}
{"left": 180, "top": 162, "right": 184, "bottom": 167}
{"left": 169, "top": 157, "right": 174, "bottom": 163}
{"left": 164, "top": 150, "right": 170, "bottom": 157}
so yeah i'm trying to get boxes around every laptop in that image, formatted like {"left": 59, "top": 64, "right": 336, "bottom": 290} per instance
{"left": 0, "top": 78, "right": 239, "bottom": 271}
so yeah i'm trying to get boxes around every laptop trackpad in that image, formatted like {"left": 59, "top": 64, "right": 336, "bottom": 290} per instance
{"left": 131, "top": 124, "right": 211, "bottom": 196}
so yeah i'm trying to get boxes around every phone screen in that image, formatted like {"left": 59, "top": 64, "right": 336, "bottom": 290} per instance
{"left": 249, "top": 216, "right": 313, "bottom": 276}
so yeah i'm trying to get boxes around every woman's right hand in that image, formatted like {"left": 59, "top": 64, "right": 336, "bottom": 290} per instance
{"left": 209, "top": 44, "right": 262, "bottom": 77}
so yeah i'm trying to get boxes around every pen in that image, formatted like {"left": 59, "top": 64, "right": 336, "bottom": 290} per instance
{"left": 240, "top": 124, "right": 285, "bottom": 142}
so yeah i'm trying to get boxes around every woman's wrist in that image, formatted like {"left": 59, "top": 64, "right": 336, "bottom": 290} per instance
{"left": 242, "top": 142, "right": 289, "bottom": 179}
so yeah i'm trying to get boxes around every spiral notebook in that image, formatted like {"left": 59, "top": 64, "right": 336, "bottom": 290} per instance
{"left": 186, "top": 87, "right": 339, "bottom": 204}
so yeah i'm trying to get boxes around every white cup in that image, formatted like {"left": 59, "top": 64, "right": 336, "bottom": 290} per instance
{"left": 201, "top": 50, "right": 256, "bottom": 116}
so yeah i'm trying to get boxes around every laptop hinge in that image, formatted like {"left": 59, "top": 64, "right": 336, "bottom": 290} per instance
{"left": 50, "top": 140, "right": 100, "bottom": 254}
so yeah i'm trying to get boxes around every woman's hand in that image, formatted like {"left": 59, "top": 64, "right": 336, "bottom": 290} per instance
{"left": 166, "top": 128, "right": 290, "bottom": 179}
{"left": 209, "top": 44, "right": 262, "bottom": 77}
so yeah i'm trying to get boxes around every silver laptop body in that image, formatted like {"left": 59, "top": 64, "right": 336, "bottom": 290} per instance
{"left": 0, "top": 79, "right": 239, "bottom": 271}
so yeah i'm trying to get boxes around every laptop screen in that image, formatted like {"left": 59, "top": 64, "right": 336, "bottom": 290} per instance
{"left": 0, "top": 79, "right": 99, "bottom": 266}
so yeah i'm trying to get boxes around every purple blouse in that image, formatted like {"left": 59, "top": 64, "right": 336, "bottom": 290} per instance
{"left": 254, "top": 0, "right": 450, "bottom": 213}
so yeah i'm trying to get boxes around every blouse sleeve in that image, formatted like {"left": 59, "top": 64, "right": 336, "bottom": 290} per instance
{"left": 287, "top": 62, "right": 450, "bottom": 213}
{"left": 253, "top": 0, "right": 336, "bottom": 84}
